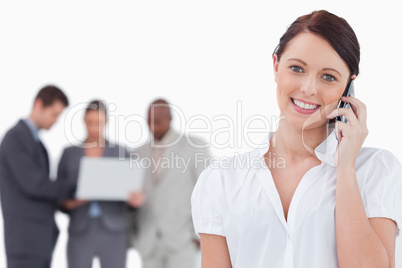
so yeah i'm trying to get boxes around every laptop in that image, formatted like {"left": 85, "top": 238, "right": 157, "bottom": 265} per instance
{"left": 76, "top": 156, "right": 145, "bottom": 201}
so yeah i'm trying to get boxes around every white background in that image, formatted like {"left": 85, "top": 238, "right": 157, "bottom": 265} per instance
{"left": 0, "top": 0, "right": 401, "bottom": 267}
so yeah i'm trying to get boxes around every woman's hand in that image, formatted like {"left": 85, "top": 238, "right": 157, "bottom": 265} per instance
{"left": 62, "top": 199, "right": 89, "bottom": 210}
{"left": 326, "top": 96, "right": 369, "bottom": 169}
{"left": 127, "top": 190, "right": 146, "bottom": 208}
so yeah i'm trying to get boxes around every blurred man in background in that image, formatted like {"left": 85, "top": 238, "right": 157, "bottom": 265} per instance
{"left": 129, "top": 99, "right": 210, "bottom": 268}
{"left": 0, "top": 85, "right": 76, "bottom": 268}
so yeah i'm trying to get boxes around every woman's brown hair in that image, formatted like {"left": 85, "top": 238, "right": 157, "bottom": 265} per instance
{"left": 85, "top": 100, "right": 107, "bottom": 117}
{"left": 273, "top": 10, "right": 360, "bottom": 77}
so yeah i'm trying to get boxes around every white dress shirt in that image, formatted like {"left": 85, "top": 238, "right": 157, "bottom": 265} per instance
{"left": 191, "top": 130, "right": 402, "bottom": 268}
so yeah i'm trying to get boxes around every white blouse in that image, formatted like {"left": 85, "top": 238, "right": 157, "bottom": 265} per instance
{"left": 191, "top": 130, "right": 402, "bottom": 268}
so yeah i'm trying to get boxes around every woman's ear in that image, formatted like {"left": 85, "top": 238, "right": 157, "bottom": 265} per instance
{"left": 351, "top": 74, "right": 357, "bottom": 80}
{"left": 273, "top": 54, "right": 279, "bottom": 83}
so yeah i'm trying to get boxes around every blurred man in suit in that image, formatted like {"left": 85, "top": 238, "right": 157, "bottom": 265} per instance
{"left": 0, "top": 85, "right": 76, "bottom": 268}
{"left": 129, "top": 99, "right": 211, "bottom": 268}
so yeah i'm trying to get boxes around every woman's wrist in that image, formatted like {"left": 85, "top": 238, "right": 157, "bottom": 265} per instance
{"left": 336, "top": 164, "right": 356, "bottom": 177}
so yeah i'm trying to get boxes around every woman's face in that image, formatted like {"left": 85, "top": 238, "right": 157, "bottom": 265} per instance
{"left": 273, "top": 32, "right": 355, "bottom": 130}
{"left": 84, "top": 110, "right": 106, "bottom": 141}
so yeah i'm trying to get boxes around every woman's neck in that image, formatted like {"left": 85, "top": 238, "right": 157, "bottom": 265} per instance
{"left": 271, "top": 120, "right": 329, "bottom": 162}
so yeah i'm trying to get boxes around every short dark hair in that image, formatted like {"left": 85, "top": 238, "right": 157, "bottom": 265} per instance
{"left": 85, "top": 100, "right": 107, "bottom": 117}
{"left": 273, "top": 10, "right": 360, "bottom": 77}
{"left": 35, "top": 85, "right": 69, "bottom": 107}
{"left": 149, "top": 98, "right": 171, "bottom": 118}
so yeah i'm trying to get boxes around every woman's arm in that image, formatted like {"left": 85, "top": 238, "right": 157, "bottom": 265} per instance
{"left": 335, "top": 168, "right": 396, "bottom": 268}
{"left": 200, "top": 233, "right": 232, "bottom": 268}
{"left": 328, "top": 96, "right": 397, "bottom": 267}
{"left": 369, "top": 218, "right": 397, "bottom": 267}
{"left": 57, "top": 148, "right": 91, "bottom": 211}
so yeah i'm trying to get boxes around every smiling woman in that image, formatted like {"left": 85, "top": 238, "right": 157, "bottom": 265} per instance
{"left": 191, "top": 10, "right": 402, "bottom": 268}
{"left": 274, "top": 31, "right": 354, "bottom": 128}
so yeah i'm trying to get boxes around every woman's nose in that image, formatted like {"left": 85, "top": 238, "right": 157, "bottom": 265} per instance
{"left": 300, "top": 76, "right": 317, "bottom": 96}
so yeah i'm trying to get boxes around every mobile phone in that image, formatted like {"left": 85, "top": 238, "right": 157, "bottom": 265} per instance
{"left": 329, "top": 79, "right": 355, "bottom": 125}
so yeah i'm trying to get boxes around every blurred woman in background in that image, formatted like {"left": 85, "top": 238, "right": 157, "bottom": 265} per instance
{"left": 57, "top": 100, "right": 144, "bottom": 268}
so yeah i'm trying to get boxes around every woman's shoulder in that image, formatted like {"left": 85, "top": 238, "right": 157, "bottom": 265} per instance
{"left": 356, "top": 147, "right": 402, "bottom": 187}
{"left": 196, "top": 149, "right": 261, "bottom": 191}
{"left": 210, "top": 149, "right": 259, "bottom": 171}
{"left": 357, "top": 148, "right": 402, "bottom": 233}
{"left": 357, "top": 147, "right": 401, "bottom": 171}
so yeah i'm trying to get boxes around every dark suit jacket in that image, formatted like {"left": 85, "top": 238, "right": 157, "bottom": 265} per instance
{"left": 57, "top": 141, "right": 131, "bottom": 235}
{"left": 0, "top": 120, "right": 75, "bottom": 261}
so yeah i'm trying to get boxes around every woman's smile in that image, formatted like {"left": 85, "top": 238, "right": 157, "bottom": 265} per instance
{"left": 290, "top": 97, "right": 321, "bottom": 114}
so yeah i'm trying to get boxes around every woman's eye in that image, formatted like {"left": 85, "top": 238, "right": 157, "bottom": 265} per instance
{"left": 290, "top": 66, "right": 303, "bottom": 73}
{"left": 323, "top": 74, "right": 336, "bottom": 82}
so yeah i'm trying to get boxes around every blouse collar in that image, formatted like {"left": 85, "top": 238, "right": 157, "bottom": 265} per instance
{"left": 254, "top": 128, "right": 338, "bottom": 167}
